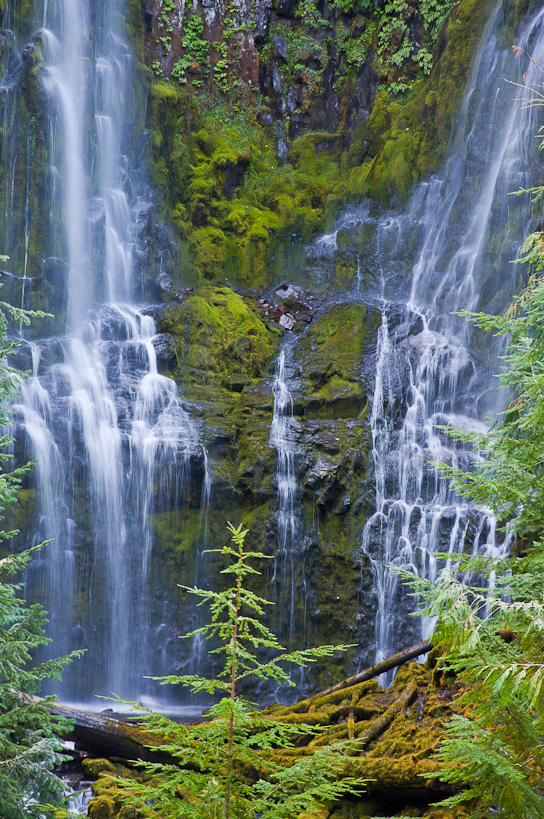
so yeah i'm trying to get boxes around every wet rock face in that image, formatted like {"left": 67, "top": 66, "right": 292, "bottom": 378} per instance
{"left": 143, "top": 0, "right": 376, "bottom": 143}
{"left": 153, "top": 286, "right": 383, "bottom": 688}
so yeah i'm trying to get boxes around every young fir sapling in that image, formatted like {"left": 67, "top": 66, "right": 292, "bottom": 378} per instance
{"left": 109, "top": 522, "right": 367, "bottom": 819}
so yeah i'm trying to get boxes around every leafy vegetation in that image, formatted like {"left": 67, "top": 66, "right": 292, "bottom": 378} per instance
{"left": 153, "top": 0, "right": 459, "bottom": 93}
{"left": 104, "top": 523, "right": 365, "bottom": 818}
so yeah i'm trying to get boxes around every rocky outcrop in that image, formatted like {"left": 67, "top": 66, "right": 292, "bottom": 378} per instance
{"left": 146, "top": 284, "right": 388, "bottom": 687}
{"left": 138, "top": 0, "right": 509, "bottom": 288}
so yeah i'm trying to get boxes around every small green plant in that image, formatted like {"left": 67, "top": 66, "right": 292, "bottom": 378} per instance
{"left": 109, "top": 522, "right": 366, "bottom": 818}
{"left": 167, "top": 11, "right": 209, "bottom": 85}
{"left": 372, "top": 0, "right": 458, "bottom": 82}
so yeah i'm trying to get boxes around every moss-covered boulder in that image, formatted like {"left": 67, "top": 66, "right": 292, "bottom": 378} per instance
{"left": 296, "top": 303, "right": 378, "bottom": 420}
{"left": 158, "top": 286, "right": 280, "bottom": 396}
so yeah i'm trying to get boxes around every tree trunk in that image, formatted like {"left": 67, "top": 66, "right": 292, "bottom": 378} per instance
{"left": 51, "top": 703, "right": 162, "bottom": 761}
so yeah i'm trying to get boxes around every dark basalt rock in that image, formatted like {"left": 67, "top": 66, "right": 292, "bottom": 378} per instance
{"left": 152, "top": 333, "right": 176, "bottom": 362}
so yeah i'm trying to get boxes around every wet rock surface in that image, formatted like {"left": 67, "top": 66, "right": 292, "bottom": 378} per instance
{"left": 151, "top": 284, "right": 384, "bottom": 686}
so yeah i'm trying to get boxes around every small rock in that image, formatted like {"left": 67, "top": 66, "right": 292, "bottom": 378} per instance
{"left": 274, "top": 33, "right": 288, "bottom": 62}
{"left": 157, "top": 272, "right": 173, "bottom": 292}
{"left": 279, "top": 313, "right": 295, "bottom": 330}
{"left": 187, "top": 60, "right": 202, "bottom": 76}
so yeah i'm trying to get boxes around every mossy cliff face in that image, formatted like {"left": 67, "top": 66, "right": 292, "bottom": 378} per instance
{"left": 147, "top": 286, "right": 389, "bottom": 689}
{"left": 138, "top": 0, "right": 513, "bottom": 288}
{"left": 0, "top": 1, "right": 526, "bottom": 302}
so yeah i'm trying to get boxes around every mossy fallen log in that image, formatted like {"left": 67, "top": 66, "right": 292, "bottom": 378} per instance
{"left": 281, "top": 680, "right": 418, "bottom": 750}
{"left": 50, "top": 649, "right": 461, "bottom": 816}
{"left": 270, "top": 679, "right": 381, "bottom": 716}
{"left": 81, "top": 661, "right": 463, "bottom": 817}
{"left": 352, "top": 679, "right": 418, "bottom": 746}
{"left": 337, "top": 757, "right": 457, "bottom": 798}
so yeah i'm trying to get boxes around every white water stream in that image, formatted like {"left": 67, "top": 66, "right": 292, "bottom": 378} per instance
{"left": 4, "top": 0, "right": 203, "bottom": 701}
{"left": 348, "top": 2, "right": 544, "bottom": 668}
{"left": 269, "top": 345, "right": 304, "bottom": 648}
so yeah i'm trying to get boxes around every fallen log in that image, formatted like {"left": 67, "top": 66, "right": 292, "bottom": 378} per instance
{"left": 353, "top": 679, "right": 417, "bottom": 746}
{"left": 268, "top": 751, "right": 458, "bottom": 799}
{"left": 50, "top": 703, "right": 162, "bottom": 762}
{"left": 313, "top": 640, "right": 432, "bottom": 700}
{"left": 27, "top": 643, "right": 432, "bottom": 762}
{"left": 270, "top": 679, "right": 380, "bottom": 716}
{"left": 338, "top": 757, "right": 458, "bottom": 799}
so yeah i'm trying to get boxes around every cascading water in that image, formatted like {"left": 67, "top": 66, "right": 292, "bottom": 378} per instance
{"left": 270, "top": 349, "right": 297, "bottom": 556}
{"left": 2, "top": 0, "right": 205, "bottom": 703}
{"left": 319, "top": 1, "right": 544, "bottom": 669}
{"left": 1, "top": 0, "right": 543, "bottom": 708}
{"left": 269, "top": 345, "right": 301, "bottom": 647}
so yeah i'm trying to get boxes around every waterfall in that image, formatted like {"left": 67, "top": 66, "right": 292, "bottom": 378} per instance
{"left": 2, "top": 0, "right": 543, "bottom": 705}
{"left": 270, "top": 349, "right": 297, "bottom": 555}
{"left": 269, "top": 345, "right": 301, "bottom": 647}
{"left": 2, "top": 0, "right": 204, "bottom": 703}
{"left": 347, "top": 2, "right": 544, "bottom": 668}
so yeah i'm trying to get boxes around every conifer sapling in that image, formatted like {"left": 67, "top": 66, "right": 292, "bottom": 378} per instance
{"left": 110, "top": 522, "right": 367, "bottom": 819}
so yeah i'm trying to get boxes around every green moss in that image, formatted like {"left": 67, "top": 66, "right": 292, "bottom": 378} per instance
{"left": 159, "top": 286, "right": 279, "bottom": 393}
{"left": 343, "top": 0, "right": 497, "bottom": 204}
{"left": 143, "top": 89, "right": 348, "bottom": 284}
{"left": 190, "top": 227, "right": 227, "bottom": 278}
{"left": 83, "top": 758, "right": 118, "bottom": 778}
{"left": 296, "top": 304, "right": 378, "bottom": 419}
{"left": 88, "top": 794, "right": 116, "bottom": 819}
{"left": 150, "top": 507, "right": 201, "bottom": 583}
{"left": 149, "top": 82, "right": 179, "bottom": 103}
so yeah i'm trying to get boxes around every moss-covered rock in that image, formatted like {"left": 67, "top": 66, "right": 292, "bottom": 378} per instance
{"left": 296, "top": 303, "right": 379, "bottom": 420}
{"left": 152, "top": 290, "right": 381, "bottom": 686}
{"left": 158, "top": 286, "right": 279, "bottom": 395}
{"left": 83, "top": 758, "right": 119, "bottom": 778}
{"left": 88, "top": 794, "right": 117, "bottom": 819}
{"left": 343, "top": 0, "right": 498, "bottom": 204}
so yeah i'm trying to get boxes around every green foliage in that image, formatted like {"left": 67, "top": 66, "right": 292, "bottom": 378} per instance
{"left": 171, "top": 13, "right": 209, "bottom": 85}
{"left": 0, "top": 548, "right": 78, "bottom": 819}
{"left": 373, "top": 0, "right": 459, "bottom": 81}
{"left": 107, "top": 523, "right": 365, "bottom": 818}
{"left": 0, "top": 286, "right": 83, "bottom": 818}
{"left": 396, "top": 547, "right": 544, "bottom": 817}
